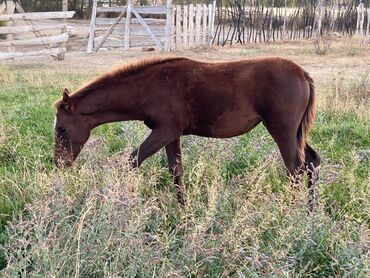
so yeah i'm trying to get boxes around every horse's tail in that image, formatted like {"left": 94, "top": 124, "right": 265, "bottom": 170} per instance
{"left": 297, "top": 71, "right": 316, "bottom": 163}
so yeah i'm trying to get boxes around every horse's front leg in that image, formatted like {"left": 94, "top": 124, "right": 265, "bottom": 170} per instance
{"left": 130, "top": 127, "right": 181, "bottom": 168}
{"left": 165, "top": 138, "right": 185, "bottom": 206}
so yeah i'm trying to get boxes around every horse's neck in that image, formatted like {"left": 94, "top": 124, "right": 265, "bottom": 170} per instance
{"left": 75, "top": 85, "right": 142, "bottom": 127}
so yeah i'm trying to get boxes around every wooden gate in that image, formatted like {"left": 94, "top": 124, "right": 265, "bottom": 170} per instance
{"left": 87, "top": 0, "right": 172, "bottom": 53}
{"left": 0, "top": 1, "right": 74, "bottom": 60}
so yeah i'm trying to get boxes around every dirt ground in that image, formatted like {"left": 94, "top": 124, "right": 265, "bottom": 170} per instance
{"left": 2, "top": 19, "right": 369, "bottom": 85}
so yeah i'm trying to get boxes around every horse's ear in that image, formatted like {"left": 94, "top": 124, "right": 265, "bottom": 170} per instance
{"left": 62, "top": 89, "right": 74, "bottom": 112}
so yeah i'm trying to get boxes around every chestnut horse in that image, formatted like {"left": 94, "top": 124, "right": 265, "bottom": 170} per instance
{"left": 54, "top": 57, "right": 320, "bottom": 208}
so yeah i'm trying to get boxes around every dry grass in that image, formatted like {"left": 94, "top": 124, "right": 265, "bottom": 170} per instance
{"left": 0, "top": 39, "right": 369, "bottom": 276}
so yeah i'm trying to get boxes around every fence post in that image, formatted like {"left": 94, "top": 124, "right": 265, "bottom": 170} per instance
{"left": 164, "top": 0, "right": 172, "bottom": 51}
{"left": 6, "top": 0, "right": 15, "bottom": 41}
{"left": 202, "top": 4, "right": 207, "bottom": 44}
{"left": 210, "top": 0, "right": 216, "bottom": 45}
{"left": 189, "top": 4, "right": 194, "bottom": 47}
{"left": 367, "top": 8, "right": 370, "bottom": 36}
{"left": 62, "top": 0, "right": 68, "bottom": 24}
{"left": 183, "top": 5, "right": 188, "bottom": 49}
{"left": 176, "top": 5, "right": 182, "bottom": 48}
{"left": 124, "top": 0, "right": 132, "bottom": 50}
{"left": 356, "top": 2, "right": 364, "bottom": 35}
{"left": 314, "top": 0, "right": 322, "bottom": 40}
{"left": 195, "top": 4, "right": 201, "bottom": 44}
{"left": 87, "top": 0, "right": 97, "bottom": 53}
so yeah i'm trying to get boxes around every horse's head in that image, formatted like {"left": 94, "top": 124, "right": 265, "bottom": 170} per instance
{"left": 54, "top": 89, "right": 91, "bottom": 168}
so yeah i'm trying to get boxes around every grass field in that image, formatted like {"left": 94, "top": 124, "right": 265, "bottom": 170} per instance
{"left": 0, "top": 40, "right": 369, "bottom": 276}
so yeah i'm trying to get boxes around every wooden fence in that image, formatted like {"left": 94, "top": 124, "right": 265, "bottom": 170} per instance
{"left": 213, "top": 1, "right": 370, "bottom": 46}
{"left": 0, "top": 1, "right": 75, "bottom": 60}
{"left": 172, "top": 3, "right": 216, "bottom": 49}
{"left": 87, "top": 0, "right": 216, "bottom": 52}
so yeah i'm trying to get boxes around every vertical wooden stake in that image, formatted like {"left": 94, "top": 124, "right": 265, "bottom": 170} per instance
{"left": 164, "top": 0, "right": 172, "bottom": 51}
{"left": 314, "top": 0, "right": 322, "bottom": 40}
{"left": 366, "top": 8, "right": 370, "bottom": 37}
{"left": 195, "top": 4, "right": 201, "bottom": 45}
{"left": 183, "top": 5, "right": 188, "bottom": 49}
{"left": 124, "top": 0, "right": 132, "bottom": 50}
{"left": 6, "top": 0, "right": 15, "bottom": 41}
{"left": 189, "top": 4, "right": 194, "bottom": 47}
{"left": 283, "top": 0, "right": 287, "bottom": 38}
{"left": 172, "top": 5, "right": 176, "bottom": 49}
{"left": 208, "top": 3, "right": 212, "bottom": 44}
{"left": 202, "top": 4, "right": 207, "bottom": 45}
{"left": 87, "top": 0, "right": 97, "bottom": 53}
{"left": 57, "top": 25, "right": 68, "bottom": 60}
{"left": 209, "top": 1, "right": 216, "bottom": 45}
{"left": 176, "top": 5, "right": 182, "bottom": 48}
{"left": 62, "top": 0, "right": 68, "bottom": 24}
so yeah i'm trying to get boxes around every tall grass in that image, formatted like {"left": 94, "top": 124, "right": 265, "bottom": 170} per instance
{"left": 0, "top": 63, "right": 369, "bottom": 276}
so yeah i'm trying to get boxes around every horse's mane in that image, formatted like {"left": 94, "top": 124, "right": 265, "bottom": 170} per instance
{"left": 54, "top": 56, "right": 188, "bottom": 109}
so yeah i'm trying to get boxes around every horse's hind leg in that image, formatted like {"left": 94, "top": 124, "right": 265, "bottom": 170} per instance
{"left": 305, "top": 143, "right": 321, "bottom": 210}
{"left": 165, "top": 138, "right": 185, "bottom": 206}
{"left": 265, "top": 125, "right": 305, "bottom": 188}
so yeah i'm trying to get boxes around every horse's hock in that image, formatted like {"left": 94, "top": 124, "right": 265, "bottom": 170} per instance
{"left": 87, "top": 0, "right": 216, "bottom": 53}
{"left": 0, "top": 0, "right": 75, "bottom": 60}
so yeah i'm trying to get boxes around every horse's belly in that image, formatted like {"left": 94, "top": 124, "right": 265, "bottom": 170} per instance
{"left": 186, "top": 114, "right": 261, "bottom": 138}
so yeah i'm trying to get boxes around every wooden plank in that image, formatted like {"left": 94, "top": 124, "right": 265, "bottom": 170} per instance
{"left": 202, "top": 4, "right": 207, "bottom": 44}
{"left": 94, "top": 6, "right": 127, "bottom": 51}
{"left": 96, "top": 18, "right": 165, "bottom": 26}
{"left": 131, "top": 7, "right": 164, "bottom": 50}
{"left": 95, "top": 25, "right": 124, "bottom": 31}
{"left": 164, "top": 0, "right": 172, "bottom": 51}
{"left": 95, "top": 29, "right": 124, "bottom": 36}
{"left": 183, "top": 5, "right": 188, "bottom": 49}
{"left": 130, "top": 39, "right": 164, "bottom": 47}
{"left": 195, "top": 4, "right": 201, "bottom": 44}
{"left": 130, "top": 28, "right": 165, "bottom": 36}
{"left": 124, "top": 0, "right": 132, "bottom": 50}
{"left": 87, "top": 0, "right": 97, "bottom": 53}
{"left": 94, "top": 39, "right": 161, "bottom": 48}
{"left": 0, "top": 47, "right": 66, "bottom": 60}
{"left": 0, "top": 33, "right": 69, "bottom": 46}
{"left": 97, "top": 6, "right": 127, "bottom": 13}
{"left": 0, "top": 11, "right": 75, "bottom": 21}
{"left": 0, "top": 24, "right": 68, "bottom": 34}
{"left": 189, "top": 4, "right": 194, "bottom": 47}
{"left": 97, "top": 5, "right": 166, "bottom": 14}
{"left": 176, "top": 5, "right": 182, "bottom": 48}
{"left": 135, "top": 5, "right": 166, "bottom": 15}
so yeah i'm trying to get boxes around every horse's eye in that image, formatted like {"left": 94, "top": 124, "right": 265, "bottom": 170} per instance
{"left": 58, "top": 127, "right": 67, "bottom": 133}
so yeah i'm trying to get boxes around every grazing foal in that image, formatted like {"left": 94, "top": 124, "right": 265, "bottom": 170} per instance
{"left": 54, "top": 57, "right": 320, "bottom": 208}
